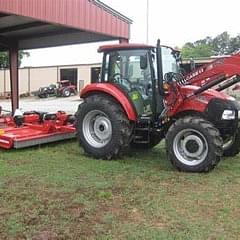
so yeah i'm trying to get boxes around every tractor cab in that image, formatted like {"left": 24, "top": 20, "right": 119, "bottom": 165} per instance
{"left": 98, "top": 43, "right": 179, "bottom": 118}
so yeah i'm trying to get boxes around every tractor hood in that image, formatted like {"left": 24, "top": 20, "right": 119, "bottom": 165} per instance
{"left": 167, "top": 84, "right": 236, "bottom": 117}
{"left": 180, "top": 85, "right": 234, "bottom": 102}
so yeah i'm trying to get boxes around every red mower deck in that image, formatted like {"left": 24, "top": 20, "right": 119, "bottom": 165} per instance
{"left": 0, "top": 111, "right": 76, "bottom": 149}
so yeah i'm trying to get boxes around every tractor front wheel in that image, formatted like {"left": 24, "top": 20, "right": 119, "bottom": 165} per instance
{"left": 166, "top": 117, "right": 223, "bottom": 172}
{"left": 76, "top": 95, "right": 132, "bottom": 159}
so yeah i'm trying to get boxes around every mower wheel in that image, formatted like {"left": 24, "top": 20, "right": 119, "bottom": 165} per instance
{"left": 75, "top": 94, "right": 132, "bottom": 159}
{"left": 223, "top": 130, "right": 240, "bottom": 157}
{"left": 62, "top": 88, "right": 71, "bottom": 97}
{"left": 166, "top": 116, "right": 223, "bottom": 172}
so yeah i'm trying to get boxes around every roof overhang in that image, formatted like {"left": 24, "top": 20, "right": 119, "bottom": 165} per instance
{"left": 0, "top": 0, "right": 132, "bottom": 51}
{"left": 0, "top": 14, "right": 120, "bottom": 50}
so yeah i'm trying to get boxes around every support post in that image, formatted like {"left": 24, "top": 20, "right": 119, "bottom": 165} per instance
{"left": 28, "top": 67, "right": 31, "bottom": 94}
{"left": 9, "top": 43, "right": 19, "bottom": 113}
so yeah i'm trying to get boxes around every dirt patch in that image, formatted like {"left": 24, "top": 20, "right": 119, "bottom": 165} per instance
{"left": 0, "top": 180, "right": 150, "bottom": 239}
{"left": 68, "top": 205, "right": 86, "bottom": 219}
{"left": 32, "top": 230, "right": 58, "bottom": 240}
{"left": 129, "top": 208, "right": 145, "bottom": 224}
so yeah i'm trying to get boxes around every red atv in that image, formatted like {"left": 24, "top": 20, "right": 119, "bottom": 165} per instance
{"left": 56, "top": 80, "right": 77, "bottom": 97}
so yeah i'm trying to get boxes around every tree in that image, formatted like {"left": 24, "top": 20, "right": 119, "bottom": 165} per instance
{"left": 0, "top": 50, "right": 30, "bottom": 68}
{"left": 181, "top": 41, "right": 214, "bottom": 58}
{"left": 228, "top": 35, "right": 240, "bottom": 54}
{"left": 211, "top": 31, "right": 231, "bottom": 55}
{"left": 181, "top": 32, "right": 240, "bottom": 58}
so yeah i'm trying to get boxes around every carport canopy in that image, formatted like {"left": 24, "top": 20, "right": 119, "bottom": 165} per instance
{"left": 0, "top": 0, "right": 132, "bottom": 112}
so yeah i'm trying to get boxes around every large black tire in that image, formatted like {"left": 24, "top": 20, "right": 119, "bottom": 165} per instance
{"left": 38, "top": 93, "right": 48, "bottom": 98}
{"left": 62, "top": 88, "right": 71, "bottom": 97}
{"left": 223, "top": 130, "right": 240, "bottom": 157}
{"left": 166, "top": 116, "right": 223, "bottom": 172}
{"left": 131, "top": 133, "right": 162, "bottom": 150}
{"left": 75, "top": 94, "right": 132, "bottom": 159}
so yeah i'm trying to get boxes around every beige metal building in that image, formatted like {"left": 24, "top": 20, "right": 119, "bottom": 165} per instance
{"left": 0, "top": 63, "right": 101, "bottom": 96}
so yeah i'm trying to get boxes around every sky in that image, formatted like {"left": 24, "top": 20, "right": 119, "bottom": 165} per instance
{"left": 22, "top": 0, "right": 240, "bottom": 67}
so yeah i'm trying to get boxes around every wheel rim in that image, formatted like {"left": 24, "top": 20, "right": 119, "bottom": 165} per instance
{"left": 82, "top": 110, "right": 112, "bottom": 148}
{"left": 173, "top": 128, "right": 208, "bottom": 166}
{"left": 65, "top": 90, "right": 70, "bottom": 96}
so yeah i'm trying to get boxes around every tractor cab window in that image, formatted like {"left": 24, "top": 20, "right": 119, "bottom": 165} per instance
{"left": 104, "top": 49, "right": 153, "bottom": 116}
{"left": 161, "top": 47, "right": 179, "bottom": 76}
{"left": 151, "top": 46, "right": 179, "bottom": 83}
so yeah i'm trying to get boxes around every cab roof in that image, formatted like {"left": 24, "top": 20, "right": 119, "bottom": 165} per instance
{"left": 98, "top": 43, "right": 155, "bottom": 53}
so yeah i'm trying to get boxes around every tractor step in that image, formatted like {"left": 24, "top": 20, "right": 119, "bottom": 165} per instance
{"left": 133, "top": 117, "right": 152, "bottom": 144}
{"left": 133, "top": 139, "right": 150, "bottom": 144}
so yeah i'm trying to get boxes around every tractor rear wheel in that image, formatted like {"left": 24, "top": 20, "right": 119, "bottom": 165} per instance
{"left": 223, "top": 130, "right": 240, "bottom": 157}
{"left": 75, "top": 94, "right": 132, "bottom": 159}
{"left": 166, "top": 116, "right": 223, "bottom": 172}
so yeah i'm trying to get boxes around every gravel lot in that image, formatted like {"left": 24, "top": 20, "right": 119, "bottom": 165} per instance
{"left": 0, "top": 95, "right": 82, "bottom": 114}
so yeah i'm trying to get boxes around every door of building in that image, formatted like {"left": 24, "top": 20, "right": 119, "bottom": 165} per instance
{"left": 91, "top": 67, "right": 101, "bottom": 83}
{"left": 60, "top": 68, "right": 78, "bottom": 86}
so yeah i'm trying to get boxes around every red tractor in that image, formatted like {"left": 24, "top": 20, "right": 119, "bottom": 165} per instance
{"left": 75, "top": 40, "right": 240, "bottom": 173}
{"left": 56, "top": 80, "right": 77, "bottom": 97}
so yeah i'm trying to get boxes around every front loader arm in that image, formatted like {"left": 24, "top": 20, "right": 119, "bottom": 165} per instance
{"left": 185, "top": 53, "right": 240, "bottom": 90}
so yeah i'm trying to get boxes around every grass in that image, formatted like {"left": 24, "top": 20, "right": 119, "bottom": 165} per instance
{"left": 0, "top": 140, "right": 240, "bottom": 239}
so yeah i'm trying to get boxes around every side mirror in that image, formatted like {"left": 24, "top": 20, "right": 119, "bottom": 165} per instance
{"left": 140, "top": 55, "right": 148, "bottom": 69}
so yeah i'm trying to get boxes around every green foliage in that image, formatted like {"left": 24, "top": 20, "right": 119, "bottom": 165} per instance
{"left": 181, "top": 42, "right": 214, "bottom": 58}
{"left": 211, "top": 31, "right": 231, "bottom": 55}
{"left": 181, "top": 32, "right": 240, "bottom": 58}
{"left": 0, "top": 50, "right": 30, "bottom": 68}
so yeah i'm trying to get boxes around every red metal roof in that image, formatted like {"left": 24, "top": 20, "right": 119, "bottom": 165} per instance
{"left": 0, "top": 0, "right": 132, "bottom": 50}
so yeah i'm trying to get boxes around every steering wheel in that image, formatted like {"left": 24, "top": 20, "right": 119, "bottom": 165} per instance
{"left": 112, "top": 73, "right": 132, "bottom": 90}
{"left": 164, "top": 72, "right": 185, "bottom": 85}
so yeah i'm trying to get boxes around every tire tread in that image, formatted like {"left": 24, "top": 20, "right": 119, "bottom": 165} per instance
{"left": 166, "top": 116, "right": 223, "bottom": 172}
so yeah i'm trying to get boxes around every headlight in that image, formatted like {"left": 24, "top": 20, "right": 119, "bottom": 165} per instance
{"left": 222, "top": 110, "right": 235, "bottom": 120}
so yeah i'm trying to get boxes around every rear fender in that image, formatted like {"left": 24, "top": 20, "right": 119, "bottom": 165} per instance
{"left": 80, "top": 83, "right": 137, "bottom": 121}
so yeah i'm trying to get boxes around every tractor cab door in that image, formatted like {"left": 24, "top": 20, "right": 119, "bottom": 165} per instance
{"left": 103, "top": 49, "right": 154, "bottom": 117}
{"left": 153, "top": 45, "right": 181, "bottom": 116}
